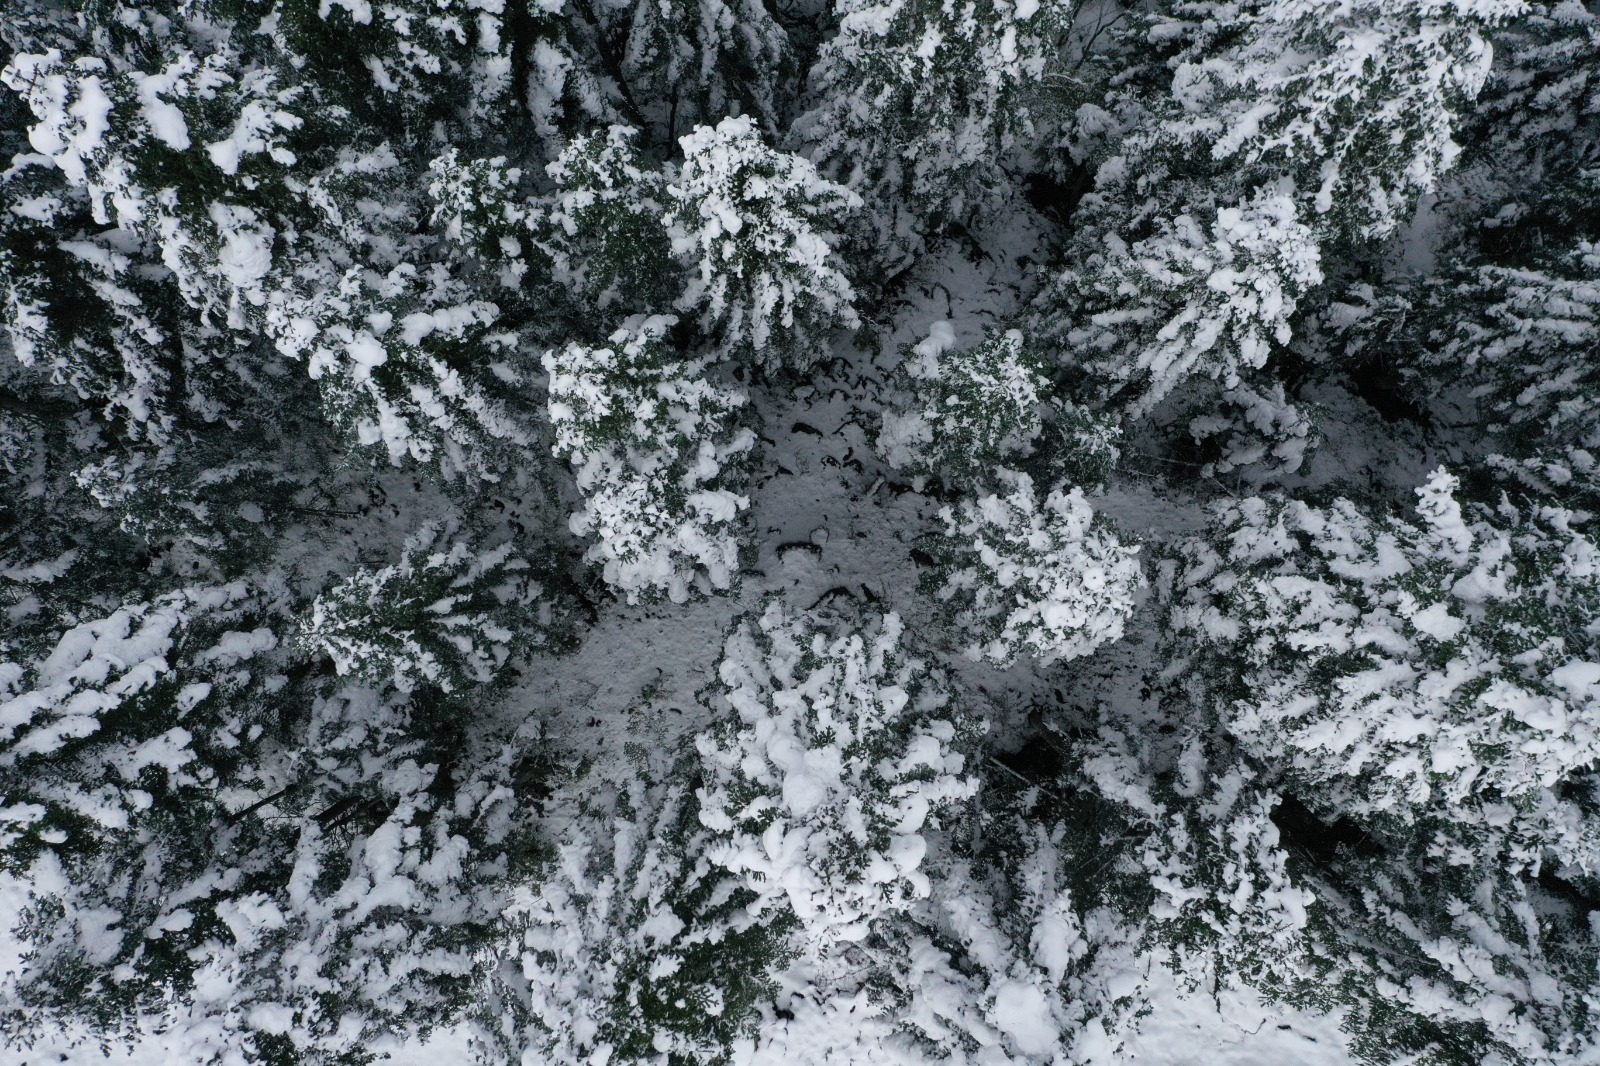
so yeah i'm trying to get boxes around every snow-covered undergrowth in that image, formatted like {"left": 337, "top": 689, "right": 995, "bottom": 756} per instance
{"left": 2, "top": 1, "right": 1599, "bottom": 1065}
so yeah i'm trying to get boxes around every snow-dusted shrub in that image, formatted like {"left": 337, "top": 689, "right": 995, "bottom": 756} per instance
{"left": 263, "top": 229, "right": 535, "bottom": 481}
{"left": 1186, "top": 382, "right": 1319, "bottom": 481}
{"left": 926, "top": 470, "right": 1142, "bottom": 666}
{"left": 1156, "top": 0, "right": 1516, "bottom": 243}
{"left": 69, "top": 450, "right": 308, "bottom": 561}
{"left": 877, "top": 323, "right": 1048, "bottom": 483}
{"left": 616, "top": 0, "right": 789, "bottom": 138}
{"left": 485, "top": 763, "right": 790, "bottom": 1066}
{"left": 0, "top": 577, "right": 534, "bottom": 1058}
{"left": 795, "top": 0, "right": 1073, "bottom": 251}
{"left": 298, "top": 525, "right": 558, "bottom": 695}
{"left": 545, "top": 315, "right": 755, "bottom": 603}
{"left": 696, "top": 600, "right": 980, "bottom": 937}
{"left": 665, "top": 117, "right": 860, "bottom": 367}
{"left": 1170, "top": 468, "right": 1600, "bottom": 830}
{"left": 1046, "top": 401, "right": 1124, "bottom": 490}
{"left": 540, "top": 126, "right": 677, "bottom": 314}
{"left": 1050, "top": 194, "right": 1324, "bottom": 417}
{"left": 1418, "top": 243, "right": 1600, "bottom": 506}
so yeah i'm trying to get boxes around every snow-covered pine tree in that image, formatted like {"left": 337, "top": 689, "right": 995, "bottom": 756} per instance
{"left": 874, "top": 318, "right": 1141, "bottom": 669}
{"left": 923, "top": 468, "right": 1143, "bottom": 667}
{"left": 877, "top": 324, "right": 1049, "bottom": 484}
{"left": 1036, "top": 0, "right": 1519, "bottom": 441}
{"left": 298, "top": 523, "right": 563, "bottom": 696}
{"left": 1068, "top": 726, "right": 1316, "bottom": 1028}
{"left": 1156, "top": 469, "right": 1600, "bottom": 1062}
{"left": 0, "top": 16, "right": 542, "bottom": 482}
{"left": 795, "top": 0, "right": 1074, "bottom": 269}
{"left": 480, "top": 752, "right": 791, "bottom": 1066}
{"left": 545, "top": 314, "right": 755, "bottom": 603}
{"left": 0, "top": 2, "right": 576, "bottom": 1058}
{"left": 665, "top": 115, "right": 860, "bottom": 369}
{"left": 606, "top": 0, "right": 793, "bottom": 142}
{"left": 1046, "top": 189, "right": 1326, "bottom": 420}
{"left": 536, "top": 125, "right": 678, "bottom": 317}
{"left": 696, "top": 599, "right": 980, "bottom": 936}
{"left": 0, "top": 531, "right": 567, "bottom": 1059}
{"left": 1363, "top": 4, "right": 1600, "bottom": 510}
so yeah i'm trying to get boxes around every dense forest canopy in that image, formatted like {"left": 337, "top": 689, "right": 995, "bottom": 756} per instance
{"left": 0, "top": 0, "right": 1598, "bottom": 1063}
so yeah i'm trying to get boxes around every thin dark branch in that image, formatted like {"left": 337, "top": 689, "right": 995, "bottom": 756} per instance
{"left": 226, "top": 782, "right": 300, "bottom": 825}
